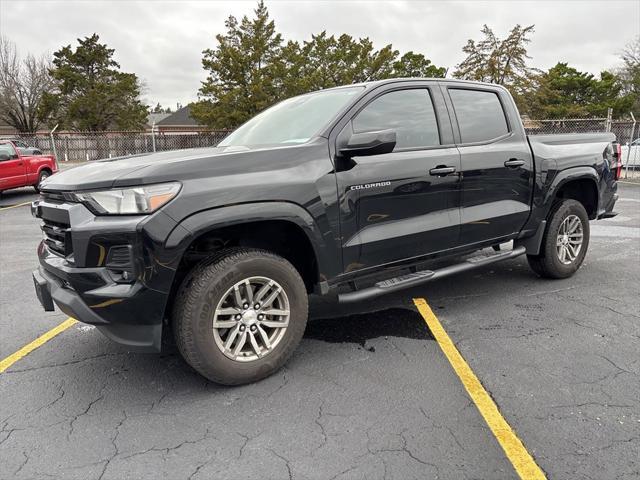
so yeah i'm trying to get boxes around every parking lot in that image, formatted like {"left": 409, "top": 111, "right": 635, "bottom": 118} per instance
{"left": 1, "top": 183, "right": 638, "bottom": 480}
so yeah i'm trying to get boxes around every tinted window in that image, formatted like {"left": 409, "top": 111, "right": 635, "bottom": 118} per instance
{"left": 353, "top": 89, "right": 440, "bottom": 149}
{"left": 449, "top": 89, "right": 509, "bottom": 143}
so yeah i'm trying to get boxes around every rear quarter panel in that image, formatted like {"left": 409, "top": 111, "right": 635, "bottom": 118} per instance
{"left": 24, "top": 154, "right": 58, "bottom": 184}
{"left": 522, "top": 133, "right": 617, "bottom": 235}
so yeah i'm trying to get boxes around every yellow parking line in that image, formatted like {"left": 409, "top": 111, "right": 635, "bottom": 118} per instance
{"left": 0, "top": 317, "right": 77, "bottom": 373}
{"left": 0, "top": 201, "right": 31, "bottom": 211}
{"left": 413, "top": 298, "right": 546, "bottom": 480}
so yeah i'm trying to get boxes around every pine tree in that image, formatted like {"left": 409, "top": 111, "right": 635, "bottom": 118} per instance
{"left": 529, "top": 63, "right": 634, "bottom": 118}
{"left": 192, "top": 1, "right": 285, "bottom": 128}
{"left": 40, "top": 34, "right": 148, "bottom": 131}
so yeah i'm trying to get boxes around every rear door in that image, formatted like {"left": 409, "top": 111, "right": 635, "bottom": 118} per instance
{"left": 333, "top": 83, "right": 461, "bottom": 274}
{"left": 0, "top": 143, "right": 27, "bottom": 190}
{"left": 442, "top": 84, "right": 533, "bottom": 246}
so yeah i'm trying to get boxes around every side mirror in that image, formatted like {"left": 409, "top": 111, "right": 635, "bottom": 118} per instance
{"left": 0, "top": 153, "right": 10, "bottom": 161}
{"left": 339, "top": 129, "right": 396, "bottom": 158}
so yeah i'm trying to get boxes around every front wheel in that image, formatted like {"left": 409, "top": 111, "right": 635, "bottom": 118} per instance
{"left": 173, "top": 248, "right": 308, "bottom": 385}
{"left": 527, "top": 199, "right": 590, "bottom": 279}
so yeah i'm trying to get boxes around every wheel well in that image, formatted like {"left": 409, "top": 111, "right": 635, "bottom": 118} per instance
{"left": 169, "top": 220, "right": 319, "bottom": 308}
{"left": 555, "top": 179, "right": 598, "bottom": 219}
{"left": 39, "top": 167, "right": 52, "bottom": 175}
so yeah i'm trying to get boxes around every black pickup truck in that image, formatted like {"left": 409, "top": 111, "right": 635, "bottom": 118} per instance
{"left": 32, "top": 78, "right": 620, "bottom": 385}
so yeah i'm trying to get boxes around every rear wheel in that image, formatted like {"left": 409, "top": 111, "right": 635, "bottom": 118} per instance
{"left": 173, "top": 248, "right": 308, "bottom": 385}
{"left": 527, "top": 199, "right": 590, "bottom": 279}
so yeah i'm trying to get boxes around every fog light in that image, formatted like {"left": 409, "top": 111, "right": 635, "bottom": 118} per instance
{"left": 106, "top": 245, "right": 135, "bottom": 283}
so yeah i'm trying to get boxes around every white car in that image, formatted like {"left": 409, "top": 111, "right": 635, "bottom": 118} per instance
{"left": 620, "top": 138, "right": 640, "bottom": 169}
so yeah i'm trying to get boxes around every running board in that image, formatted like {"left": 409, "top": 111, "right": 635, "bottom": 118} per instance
{"left": 338, "top": 246, "right": 526, "bottom": 303}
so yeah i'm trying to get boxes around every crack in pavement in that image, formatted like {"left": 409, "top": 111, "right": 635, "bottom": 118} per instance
{"left": 96, "top": 410, "right": 127, "bottom": 480}
{"left": 267, "top": 448, "right": 294, "bottom": 480}
{"left": 3, "top": 352, "right": 128, "bottom": 374}
{"left": 556, "top": 293, "right": 640, "bottom": 320}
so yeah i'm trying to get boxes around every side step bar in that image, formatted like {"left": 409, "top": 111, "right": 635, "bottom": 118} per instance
{"left": 338, "top": 246, "right": 526, "bottom": 303}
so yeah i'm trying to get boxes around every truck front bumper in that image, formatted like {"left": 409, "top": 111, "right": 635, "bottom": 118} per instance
{"left": 31, "top": 196, "right": 180, "bottom": 352}
{"left": 33, "top": 259, "right": 162, "bottom": 352}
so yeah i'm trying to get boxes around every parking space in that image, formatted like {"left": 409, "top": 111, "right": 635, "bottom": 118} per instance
{"left": 1, "top": 184, "right": 638, "bottom": 479}
{"left": 0, "top": 188, "right": 39, "bottom": 210}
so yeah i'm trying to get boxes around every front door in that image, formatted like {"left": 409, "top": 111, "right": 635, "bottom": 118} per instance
{"left": 444, "top": 86, "right": 534, "bottom": 247}
{"left": 335, "top": 86, "right": 461, "bottom": 275}
{"left": 0, "top": 143, "right": 26, "bottom": 190}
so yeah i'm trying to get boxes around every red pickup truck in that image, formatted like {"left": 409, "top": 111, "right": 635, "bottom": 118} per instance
{"left": 0, "top": 140, "right": 58, "bottom": 194}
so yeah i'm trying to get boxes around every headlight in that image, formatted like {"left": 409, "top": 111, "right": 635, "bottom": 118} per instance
{"left": 74, "top": 182, "right": 181, "bottom": 215}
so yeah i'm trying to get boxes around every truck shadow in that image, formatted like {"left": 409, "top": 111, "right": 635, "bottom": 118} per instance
{"left": 304, "top": 307, "right": 433, "bottom": 349}
{"left": 160, "top": 305, "right": 433, "bottom": 356}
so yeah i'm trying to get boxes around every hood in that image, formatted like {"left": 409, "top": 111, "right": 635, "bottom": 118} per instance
{"left": 40, "top": 141, "right": 325, "bottom": 192}
{"left": 40, "top": 152, "right": 164, "bottom": 191}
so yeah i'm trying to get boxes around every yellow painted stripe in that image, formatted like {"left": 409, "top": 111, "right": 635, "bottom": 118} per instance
{"left": 413, "top": 298, "right": 546, "bottom": 480}
{"left": 618, "top": 180, "right": 640, "bottom": 185}
{"left": 0, "top": 317, "right": 77, "bottom": 373}
{"left": 0, "top": 201, "right": 31, "bottom": 211}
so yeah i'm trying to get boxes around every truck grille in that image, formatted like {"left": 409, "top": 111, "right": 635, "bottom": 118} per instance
{"left": 41, "top": 218, "right": 71, "bottom": 257}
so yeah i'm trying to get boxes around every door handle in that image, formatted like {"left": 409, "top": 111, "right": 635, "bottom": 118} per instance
{"left": 429, "top": 166, "right": 456, "bottom": 176}
{"left": 504, "top": 158, "right": 525, "bottom": 168}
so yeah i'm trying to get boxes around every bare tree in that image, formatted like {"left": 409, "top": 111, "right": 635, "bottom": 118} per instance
{"left": 615, "top": 36, "right": 640, "bottom": 113}
{"left": 621, "top": 36, "right": 640, "bottom": 70}
{"left": 453, "top": 25, "right": 540, "bottom": 113}
{"left": 454, "top": 25, "right": 538, "bottom": 84}
{"left": 0, "top": 36, "right": 53, "bottom": 132}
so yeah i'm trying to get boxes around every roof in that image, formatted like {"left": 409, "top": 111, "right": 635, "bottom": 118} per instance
{"left": 156, "top": 106, "right": 200, "bottom": 127}
{"left": 294, "top": 77, "right": 507, "bottom": 98}
{"left": 146, "top": 112, "right": 171, "bottom": 126}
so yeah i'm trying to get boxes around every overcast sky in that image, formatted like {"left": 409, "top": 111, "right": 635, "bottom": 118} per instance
{"left": 1, "top": 0, "right": 638, "bottom": 108}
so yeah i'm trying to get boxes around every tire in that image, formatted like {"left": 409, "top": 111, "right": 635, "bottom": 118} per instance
{"left": 34, "top": 170, "right": 50, "bottom": 192}
{"left": 173, "top": 248, "right": 308, "bottom": 385}
{"left": 527, "top": 199, "right": 590, "bottom": 279}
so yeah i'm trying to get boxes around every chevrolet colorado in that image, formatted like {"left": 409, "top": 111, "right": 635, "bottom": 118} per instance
{"left": 32, "top": 79, "right": 620, "bottom": 385}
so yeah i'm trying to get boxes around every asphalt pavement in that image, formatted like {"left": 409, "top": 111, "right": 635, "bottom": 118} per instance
{"left": 0, "top": 183, "right": 638, "bottom": 479}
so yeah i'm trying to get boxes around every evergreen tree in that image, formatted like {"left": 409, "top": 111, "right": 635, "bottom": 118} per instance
{"left": 529, "top": 63, "right": 633, "bottom": 118}
{"left": 192, "top": 1, "right": 285, "bottom": 128}
{"left": 392, "top": 51, "right": 447, "bottom": 78}
{"left": 40, "top": 34, "right": 148, "bottom": 131}
{"left": 192, "top": 2, "right": 445, "bottom": 128}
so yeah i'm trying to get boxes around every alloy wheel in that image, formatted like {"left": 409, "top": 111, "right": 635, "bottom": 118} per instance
{"left": 212, "top": 276, "right": 290, "bottom": 362}
{"left": 556, "top": 214, "right": 583, "bottom": 265}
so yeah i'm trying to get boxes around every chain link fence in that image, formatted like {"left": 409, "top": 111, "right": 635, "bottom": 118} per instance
{"left": 524, "top": 116, "right": 639, "bottom": 177}
{"left": 1, "top": 130, "right": 230, "bottom": 163}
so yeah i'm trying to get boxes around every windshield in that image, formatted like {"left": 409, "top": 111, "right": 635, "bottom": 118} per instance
{"left": 219, "top": 86, "right": 363, "bottom": 148}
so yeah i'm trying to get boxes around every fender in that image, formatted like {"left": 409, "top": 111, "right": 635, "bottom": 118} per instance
{"left": 518, "top": 166, "right": 600, "bottom": 254}
{"left": 543, "top": 166, "right": 599, "bottom": 217}
{"left": 165, "top": 201, "right": 338, "bottom": 285}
